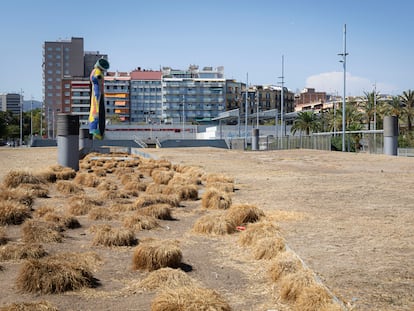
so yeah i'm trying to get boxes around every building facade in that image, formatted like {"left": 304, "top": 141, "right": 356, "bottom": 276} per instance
{"left": 0, "top": 93, "right": 22, "bottom": 116}
{"left": 104, "top": 72, "right": 131, "bottom": 123}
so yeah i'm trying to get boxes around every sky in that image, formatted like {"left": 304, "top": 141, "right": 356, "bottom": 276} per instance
{"left": 1, "top": 0, "right": 414, "bottom": 101}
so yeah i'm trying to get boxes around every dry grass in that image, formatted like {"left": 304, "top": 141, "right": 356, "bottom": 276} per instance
{"left": 134, "top": 194, "right": 180, "bottom": 209}
{"left": 137, "top": 204, "right": 174, "bottom": 220}
{"left": 268, "top": 251, "right": 303, "bottom": 283}
{"left": 21, "top": 220, "right": 63, "bottom": 243}
{"left": 3, "top": 170, "right": 43, "bottom": 188}
{"left": 0, "top": 227, "right": 7, "bottom": 245}
{"left": 0, "top": 186, "right": 34, "bottom": 208}
{"left": 42, "top": 212, "right": 81, "bottom": 229}
{"left": 238, "top": 221, "right": 280, "bottom": 247}
{"left": 151, "top": 286, "right": 231, "bottom": 311}
{"left": 48, "top": 165, "right": 76, "bottom": 180}
{"left": 201, "top": 188, "right": 232, "bottom": 210}
{"left": 88, "top": 207, "right": 115, "bottom": 220}
{"left": 205, "top": 181, "right": 234, "bottom": 193}
{"left": 33, "top": 206, "right": 55, "bottom": 218}
{"left": 151, "top": 169, "right": 174, "bottom": 185}
{"left": 56, "top": 180, "right": 84, "bottom": 195}
{"left": 0, "top": 200, "right": 31, "bottom": 225}
{"left": 123, "top": 214, "right": 160, "bottom": 231}
{"left": 35, "top": 169, "right": 58, "bottom": 183}
{"left": 67, "top": 195, "right": 103, "bottom": 215}
{"left": 0, "top": 300, "right": 58, "bottom": 311}
{"left": 163, "top": 184, "right": 199, "bottom": 201}
{"left": 73, "top": 172, "right": 100, "bottom": 187}
{"left": 280, "top": 269, "right": 317, "bottom": 302}
{"left": 16, "top": 252, "right": 97, "bottom": 294}
{"left": 132, "top": 238, "right": 182, "bottom": 271}
{"left": 139, "top": 267, "right": 195, "bottom": 290}
{"left": 124, "top": 180, "right": 148, "bottom": 192}
{"left": 17, "top": 183, "right": 49, "bottom": 198}
{"left": 0, "top": 243, "right": 47, "bottom": 261}
{"left": 204, "top": 173, "right": 234, "bottom": 184}
{"left": 91, "top": 224, "right": 137, "bottom": 247}
{"left": 145, "top": 183, "right": 166, "bottom": 194}
{"left": 252, "top": 236, "right": 286, "bottom": 260}
{"left": 96, "top": 181, "right": 118, "bottom": 191}
{"left": 225, "top": 203, "right": 265, "bottom": 226}
{"left": 294, "top": 284, "right": 337, "bottom": 311}
{"left": 193, "top": 214, "right": 237, "bottom": 235}
{"left": 168, "top": 173, "right": 201, "bottom": 186}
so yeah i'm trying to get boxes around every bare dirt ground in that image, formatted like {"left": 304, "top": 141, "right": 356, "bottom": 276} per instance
{"left": 0, "top": 146, "right": 413, "bottom": 311}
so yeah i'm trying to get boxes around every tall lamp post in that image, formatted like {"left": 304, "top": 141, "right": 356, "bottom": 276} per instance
{"left": 278, "top": 55, "right": 285, "bottom": 148}
{"left": 20, "top": 90, "right": 23, "bottom": 147}
{"left": 244, "top": 73, "right": 248, "bottom": 149}
{"left": 338, "top": 24, "right": 348, "bottom": 152}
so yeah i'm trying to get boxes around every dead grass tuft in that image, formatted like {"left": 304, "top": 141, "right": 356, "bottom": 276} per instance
{"left": 0, "top": 243, "right": 47, "bottom": 261}
{"left": 204, "top": 173, "right": 234, "bottom": 184}
{"left": 134, "top": 194, "right": 179, "bottom": 209}
{"left": 73, "top": 172, "right": 100, "bottom": 187}
{"left": 132, "top": 238, "right": 182, "bottom": 271}
{"left": 0, "top": 200, "right": 31, "bottom": 225}
{"left": 164, "top": 184, "right": 199, "bottom": 201}
{"left": 145, "top": 183, "right": 166, "bottom": 195}
{"left": 201, "top": 188, "right": 232, "bottom": 210}
{"left": 34, "top": 169, "right": 57, "bottom": 183}
{"left": 0, "top": 300, "right": 58, "bottom": 311}
{"left": 151, "top": 286, "right": 231, "bottom": 311}
{"left": 206, "top": 181, "right": 234, "bottom": 193}
{"left": 0, "top": 186, "right": 34, "bottom": 207}
{"left": 22, "top": 220, "right": 63, "bottom": 243}
{"left": 238, "top": 221, "right": 280, "bottom": 247}
{"left": 225, "top": 203, "right": 265, "bottom": 226}
{"left": 123, "top": 214, "right": 160, "bottom": 231}
{"left": 16, "top": 252, "right": 97, "bottom": 294}
{"left": 96, "top": 181, "right": 118, "bottom": 191}
{"left": 151, "top": 170, "right": 174, "bottom": 185}
{"left": 3, "top": 170, "right": 42, "bottom": 188}
{"left": 56, "top": 180, "right": 84, "bottom": 194}
{"left": 252, "top": 236, "right": 286, "bottom": 260}
{"left": 17, "top": 183, "right": 49, "bottom": 198}
{"left": 42, "top": 212, "right": 81, "bottom": 229}
{"left": 193, "top": 214, "right": 236, "bottom": 235}
{"left": 139, "top": 267, "right": 195, "bottom": 290}
{"left": 48, "top": 165, "right": 76, "bottom": 180}
{"left": 0, "top": 227, "right": 8, "bottom": 245}
{"left": 268, "top": 251, "right": 303, "bottom": 283}
{"left": 137, "top": 204, "right": 173, "bottom": 220}
{"left": 67, "top": 195, "right": 103, "bottom": 216}
{"left": 280, "top": 269, "right": 317, "bottom": 302}
{"left": 88, "top": 207, "right": 115, "bottom": 220}
{"left": 91, "top": 224, "right": 137, "bottom": 247}
{"left": 295, "top": 284, "right": 336, "bottom": 311}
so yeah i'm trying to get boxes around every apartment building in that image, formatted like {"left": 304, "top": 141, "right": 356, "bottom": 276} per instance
{"left": 104, "top": 72, "right": 131, "bottom": 122}
{"left": 0, "top": 93, "right": 22, "bottom": 116}
{"left": 294, "top": 88, "right": 327, "bottom": 111}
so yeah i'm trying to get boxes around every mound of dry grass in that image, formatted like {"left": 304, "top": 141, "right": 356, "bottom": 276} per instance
{"left": 139, "top": 267, "right": 195, "bottom": 291}
{"left": 96, "top": 181, "right": 118, "bottom": 191}
{"left": 205, "top": 181, "right": 234, "bottom": 193}
{"left": 0, "top": 243, "right": 47, "bottom": 261}
{"left": 151, "top": 286, "right": 231, "bottom": 311}
{"left": 16, "top": 252, "right": 97, "bottom": 294}
{"left": 294, "top": 284, "right": 339, "bottom": 311}
{"left": 21, "top": 220, "right": 63, "bottom": 243}
{"left": 0, "top": 300, "right": 58, "bottom": 311}
{"left": 168, "top": 172, "right": 201, "bottom": 186}
{"left": 151, "top": 169, "right": 174, "bottom": 185}
{"left": 3, "top": 170, "right": 43, "bottom": 188}
{"left": 0, "top": 187, "right": 34, "bottom": 208}
{"left": 193, "top": 214, "right": 236, "bottom": 235}
{"left": 0, "top": 200, "right": 31, "bottom": 225}
{"left": 91, "top": 224, "right": 137, "bottom": 247}
{"left": 88, "top": 207, "right": 115, "bottom": 220}
{"left": 252, "top": 236, "right": 286, "bottom": 260}
{"left": 280, "top": 269, "right": 317, "bottom": 303}
{"left": 137, "top": 204, "right": 173, "bottom": 220}
{"left": 17, "top": 183, "right": 49, "bottom": 198}
{"left": 0, "top": 227, "right": 8, "bottom": 245}
{"left": 56, "top": 180, "right": 84, "bottom": 195}
{"left": 34, "top": 169, "right": 58, "bottom": 183}
{"left": 73, "top": 172, "right": 100, "bottom": 187}
{"left": 124, "top": 180, "right": 148, "bottom": 193}
{"left": 201, "top": 188, "right": 232, "bottom": 210}
{"left": 33, "top": 206, "right": 55, "bottom": 218}
{"left": 42, "top": 212, "right": 81, "bottom": 229}
{"left": 123, "top": 214, "right": 160, "bottom": 231}
{"left": 238, "top": 221, "right": 280, "bottom": 247}
{"left": 134, "top": 194, "right": 180, "bottom": 209}
{"left": 268, "top": 251, "right": 303, "bottom": 283}
{"left": 164, "top": 184, "right": 199, "bottom": 201}
{"left": 225, "top": 203, "right": 265, "bottom": 226}
{"left": 48, "top": 165, "right": 76, "bottom": 180}
{"left": 204, "top": 173, "right": 234, "bottom": 184}
{"left": 132, "top": 238, "right": 182, "bottom": 271}
{"left": 145, "top": 183, "right": 166, "bottom": 195}
{"left": 67, "top": 195, "right": 103, "bottom": 216}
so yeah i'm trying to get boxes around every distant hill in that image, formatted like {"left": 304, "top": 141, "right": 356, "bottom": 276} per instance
{"left": 23, "top": 100, "right": 42, "bottom": 112}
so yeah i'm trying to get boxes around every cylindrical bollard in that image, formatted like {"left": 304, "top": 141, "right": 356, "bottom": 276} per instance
{"left": 79, "top": 128, "right": 92, "bottom": 158}
{"left": 57, "top": 114, "right": 80, "bottom": 171}
{"left": 252, "top": 128, "right": 259, "bottom": 151}
{"left": 383, "top": 116, "right": 398, "bottom": 156}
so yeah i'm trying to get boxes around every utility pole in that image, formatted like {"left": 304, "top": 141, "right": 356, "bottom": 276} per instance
{"left": 338, "top": 24, "right": 348, "bottom": 152}
{"left": 244, "top": 72, "right": 248, "bottom": 149}
{"left": 278, "top": 55, "right": 285, "bottom": 148}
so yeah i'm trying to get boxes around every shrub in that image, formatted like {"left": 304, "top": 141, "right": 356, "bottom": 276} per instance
{"left": 21, "top": 220, "right": 63, "bottom": 243}
{"left": 123, "top": 214, "right": 160, "bottom": 231}
{"left": 139, "top": 267, "right": 195, "bottom": 290}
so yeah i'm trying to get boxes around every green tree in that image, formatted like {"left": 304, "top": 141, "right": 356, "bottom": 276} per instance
{"left": 384, "top": 96, "right": 404, "bottom": 118}
{"left": 291, "top": 110, "right": 320, "bottom": 136}
{"left": 360, "top": 91, "right": 380, "bottom": 130}
{"left": 400, "top": 90, "right": 414, "bottom": 131}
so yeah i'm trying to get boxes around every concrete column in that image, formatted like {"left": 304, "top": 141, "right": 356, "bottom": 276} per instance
{"left": 57, "top": 114, "right": 80, "bottom": 171}
{"left": 383, "top": 116, "right": 398, "bottom": 156}
{"left": 79, "top": 128, "right": 92, "bottom": 158}
{"left": 252, "top": 128, "right": 259, "bottom": 151}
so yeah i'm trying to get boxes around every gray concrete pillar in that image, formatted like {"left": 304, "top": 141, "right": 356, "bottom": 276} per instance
{"left": 252, "top": 128, "right": 259, "bottom": 151}
{"left": 57, "top": 114, "right": 80, "bottom": 171}
{"left": 79, "top": 128, "right": 92, "bottom": 158}
{"left": 383, "top": 116, "right": 398, "bottom": 156}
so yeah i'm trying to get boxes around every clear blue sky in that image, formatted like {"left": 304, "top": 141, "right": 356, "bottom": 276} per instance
{"left": 1, "top": 0, "right": 413, "bottom": 101}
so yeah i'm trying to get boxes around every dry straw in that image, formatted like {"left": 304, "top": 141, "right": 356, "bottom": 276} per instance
{"left": 16, "top": 252, "right": 97, "bottom": 294}
{"left": 0, "top": 227, "right": 7, "bottom": 245}
{"left": 3, "top": 170, "right": 42, "bottom": 188}
{"left": 0, "top": 200, "right": 31, "bottom": 225}
{"left": 268, "top": 251, "right": 303, "bottom": 283}
{"left": 67, "top": 195, "right": 103, "bottom": 216}
{"left": 137, "top": 204, "right": 174, "bottom": 220}
{"left": 96, "top": 180, "right": 118, "bottom": 191}
{"left": 151, "top": 286, "right": 231, "bottom": 311}
{"left": 22, "top": 220, "right": 63, "bottom": 243}
{"left": 73, "top": 172, "right": 100, "bottom": 187}
{"left": 163, "top": 184, "right": 199, "bottom": 201}
{"left": 139, "top": 267, "right": 195, "bottom": 291}
{"left": 225, "top": 203, "right": 265, "bottom": 226}
{"left": 42, "top": 212, "right": 81, "bottom": 229}
{"left": 0, "top": 300, "right": 58, "bottom": 311}
{"left": 201, "top": 188, "right": 232, "bottom": 210}
{"left": 145, "top": 183, "right": 166, "bottom": 195}
{"left": 0, "top": 243, "right": 47, "bottom": 261}
{"left": 48, "top": 165, "right": 76, "bottom": 180}
{"left": 151, "top": 169, "right": 174, "bottom": 185}
{"left": 252, "top": 236, "right": 286, "bottom": 260}
{"left": 88, "top": 207, "right": 115, "bottom": 220}
{"left": 238, "top": 221, "right": 280, "bottom": 247}
{"left": 17, "top": 183, "right": 49, "bottom": 198}
{"left": 193, "top": 214, "right": 236, "bottom": 235}
{"left": 91, "top": 224, "right": 137, "bottom": 247}
{"left": 134, "top": 194, "right": 180, "bottom": 209}
{"left": 132, "top": 238, "right": 182, "bottom": 271}
{"left": 295, "top": 284, "right": 340, "bottom": 311}
{"left": 123, "top": 214, "right": 160, "bottom": 231}
{"left": 0, "top": 186, "right": 34, "bottom": 207}
{"left": 280, "top": 269, "right": 317, "bottom": 302}
{"left": 56, "top": 180, "right": 84, "bottom": 195}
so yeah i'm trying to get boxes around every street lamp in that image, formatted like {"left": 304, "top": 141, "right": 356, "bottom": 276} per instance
{"left": 182, "top": 94, "right": 185, "bottom": 138}
{"left": 278, "top": 55, "right": 285, "bottom": 148}
{"left": 20, "top": 90, "right": 23, "bottom": 147}
{"left": 338, "top": 24, "right": 348, "bottom": 152}
{"left": 244, "top": 73, "right": 248, "bottom": 149}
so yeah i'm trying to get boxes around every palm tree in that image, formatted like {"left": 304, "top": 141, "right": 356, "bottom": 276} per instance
{"left": 360, "top": 91, "right": 380, "bottom": 130}
{"left": 291, "top": 110, "right": 320, "bottom": 136}
{"left": 400, "top": 90, "right": 414, "bottom": 131}
{"left": 384, "top": 96, "right": 404, "bottom": 118}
